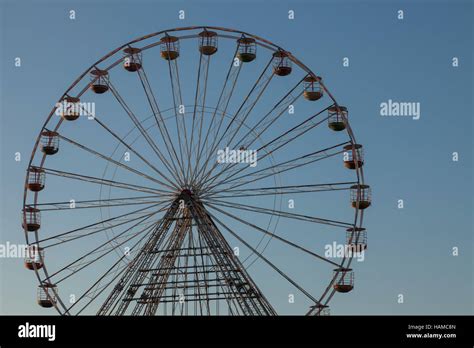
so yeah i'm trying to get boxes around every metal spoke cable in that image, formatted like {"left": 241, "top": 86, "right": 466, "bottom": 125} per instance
{"left": 203, "top": 196, "right": 354, "bottom": 229}
{"left": 108, "top": 81, "right": 183, "bottom": 186}
{"left": 92, "top": 116, "right": 180, "bottom": 190}
{"left": 57, "top": 133, "right": 177, "bottom": 191}
{"left": 203, "top": 182, "right": 355, "bottom": 200}
{"left": 66, "top": 220, "right": 163, "bottom": 315}
{"left": 42, "top": 167, "right": 172, "bottom": 196}
{"left": 201, "top": 105, "right": 333, "bottom": 192}
{"left": 205, "top": 206, "right": 321, "bottom": 305}
{"left": 205, "top": 142, "right": 349, "bottom": 192}
{"left": 135, "top": 64, "right": 186, "bottom": 184}
{"left": 38, "top": 201, "right": 168, "bottom": 245}
{"left": 196, "top": 57, "right": 274, "bottom": 185}
{"left": 50, "top": 210, "right": 162, "bottom": 284}
{"left": 192, "top": 44, "right": 243, "bottom": 182}
{"left": 206, "top": 78, "right": 304, "bottom": 186}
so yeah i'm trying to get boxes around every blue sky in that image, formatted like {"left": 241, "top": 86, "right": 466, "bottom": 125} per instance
{"left": 0, "top": 0, "right": 472, "bottom": 315}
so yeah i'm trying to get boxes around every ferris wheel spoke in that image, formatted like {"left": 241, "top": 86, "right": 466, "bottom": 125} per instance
{"left": 201, "top": 104, "right": 334, "bottom": 191}
{"left": 213, "top": 56, "right": 273, "bottom": 147}
{"left": 164, "top": 45, "right": 190, "bottom": 184}
{"left": 206, "top": 141, "right": 350, "bottom": 193}
{"left": 38, "top": 201, "right": 167, "bottom": 246}
{"left": 107, "top": 81, "right": 184, "bottom": 186}
{"left": 205, "top": 78, "right": 305, "bottom": 187}
{"left": 46, "top": 210, "right": 160, "bottom": 284}
{"left": 189, "top": 52, "right": 211, "bottom": 186}
{"left": 256, "top": 104, "right": 335, "bottom": 159}
{"left": 217, "top": 61, "right": 274, "bottom": 155}
{"left": 42, "top": 213, "right": 160, "bottom": 249}
{"left": 66, "top": 220, "right": 161, "bottom": 315}
{"left": 54, "top": 221, "right": 159, "bottom": 289}
{"left": 194, "top": 57, "right": 212, "bottom": 184}
{"left": 212, "top": 149, "right": 345, "bottom": 195}
{"left": 203, "top": 197, "right": 353, "bottom": 229}
{"left": 93, "top": 116, "right": 180, "bottom": 190}
{"left": 193, "top": 44, "right": 242, "bottom": 185}
{"left": 73, "top": 261, "right": 131, "bottom": 315}
{"left": 82, "top": 95, "right": 157, "bottom": 179}
{"left": 56, "top": 132, "right": 177, "bottom": 191}
{"left": 205, "top": 207, "right": 323, "bottom": 305}
{"left": 232, "top": 76, "right": 305, "bottom": 150}
{"left": 196, "top": 57, "right": 274, "bottom": 185}
{"left": 204, "top": 182, "right": 353, "bottom": 199}
{"left": 35, "top": 195, "right": 163, "bottom": 211}
{"left": 135, "top": 64, "right": 187, "bottom": 184}
{"left": 41, "top": 167, "right": 173, "bottom": 196}
{"left": 187, "top": 52, "right": 205, "bottom": 185}
{"left": 213, "top": 181, "right": 350, "bottom": 198}
{"left": 74, "top": 262, "right": 130, "bottom": 315}
{"left": 206, "top": 202, "right": 341, "bottom": 267}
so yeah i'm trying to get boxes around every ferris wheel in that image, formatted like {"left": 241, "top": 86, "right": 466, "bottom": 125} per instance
{"left": 22, "top": 26, "right": 371, "bottom": 316}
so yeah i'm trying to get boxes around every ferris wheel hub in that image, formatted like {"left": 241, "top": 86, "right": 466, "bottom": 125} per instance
{"left": 177, "top": 188, "right": 195, "bottom": 202}
{"left": 180, "top": 188, "right": 193, "bottom": 196}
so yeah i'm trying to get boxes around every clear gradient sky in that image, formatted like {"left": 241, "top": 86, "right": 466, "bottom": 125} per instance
{"left": 0, "top": 0, "right": 472, "bottom": 315}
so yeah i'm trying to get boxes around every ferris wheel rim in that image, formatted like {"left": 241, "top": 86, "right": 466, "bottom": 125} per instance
{"left": 21, "top": 25, "right": 367, "bottom": 316}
